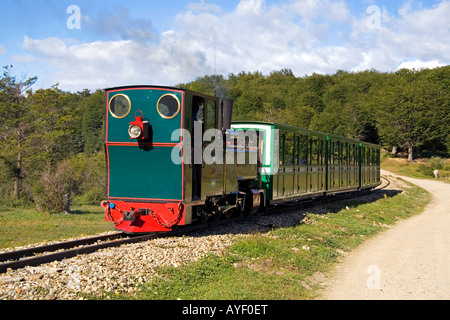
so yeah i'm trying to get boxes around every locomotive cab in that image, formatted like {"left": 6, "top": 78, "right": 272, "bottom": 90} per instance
{"left": 102, "top": 86, "right": 263, "bottom": 233}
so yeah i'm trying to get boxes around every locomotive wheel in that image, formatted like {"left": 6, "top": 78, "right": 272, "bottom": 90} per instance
{"left": 196, "top": 205, "right": 209, "bottom": 224}
{"left": 239, "top": 206, "right": 250, "bottom": 217}
{"left": 222, "top": 206, "right": 234, "bottom": 219}
{"left": 206, "top": 199, "right": 221, "bottom": 222}
{"left": 239, "top": 191, "right": 252, "bottom": 217}
{"left": 212, "top": 212, "right": 221, "bottom": 221}
{"left": 255, "top": 192, "right": 265, "bottom": 216}
{"left": 217, "top": 196, "right": 237, "bottom": 220}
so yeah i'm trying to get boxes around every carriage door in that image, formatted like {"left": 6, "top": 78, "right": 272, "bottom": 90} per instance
{"left": 202, "top": 99, "right": 223, "bottom": 198}
{"left": 192, "top": 96, "right": 204, "bottom": 200}
{"left": 277, "top": 133, "right": 285, "bottom": 198}
{"left": 309, "top": 137, "right": 318, "bottom": 192}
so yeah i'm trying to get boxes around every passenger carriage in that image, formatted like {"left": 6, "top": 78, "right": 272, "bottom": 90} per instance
{"left": 231, "top": 122, "right": 381, "bottom": 204}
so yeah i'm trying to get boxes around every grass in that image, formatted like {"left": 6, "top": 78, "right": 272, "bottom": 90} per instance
{"left": 114, "top": 183, "right": 430, "bottom": 300}
{"left": 381, "top": 152, "right": 450, "bottom": 182}
{"left": 0, "top": 204, "right": 114, "bottom": 249}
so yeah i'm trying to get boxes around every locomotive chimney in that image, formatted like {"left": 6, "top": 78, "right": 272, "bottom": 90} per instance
{"left": 220, "top": 99, "right": 233, "bottom": 132}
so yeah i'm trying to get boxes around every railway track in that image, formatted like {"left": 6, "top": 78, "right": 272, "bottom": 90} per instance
{"left": 0, "top": 219, "right": 235, "bottom": 274}
{"left": 1, "top": 176, "right": 390, "bottom": 274}
{"left": 378, "top": 175, "right": 391, "bottom": 190}
{"left": 0, "top": 232, "right": 152, "bottom": 273}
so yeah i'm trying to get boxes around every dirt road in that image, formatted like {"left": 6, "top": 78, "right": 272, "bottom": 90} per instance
{"left": 320, "top": 170, "right": 450, "bottom": 300}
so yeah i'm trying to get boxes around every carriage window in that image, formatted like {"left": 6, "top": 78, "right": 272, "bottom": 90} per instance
{"left": 353, "top": 144, "right": 357, "bottom": 165}
{"left": 259, "top": 137, "right": 264, "bottom": 164}
{"left": 343, "top": 142, "right": 348, "bottom": 166}
{"left": 371, "top": 148, "right": 377, "bottom": 165}
{"left": 192, "top": 96, "right": 204, "bottom": 124}
{"left": 157, "top": 94, "right": 180, "bottom": 119}
{"left": 206, "top": 100, "right": 216, "bottom": 130}
{"left": 109, "top": 94, "right": 131, "bottom": 119}
{"left": 299, "top": 136, "right": 308, "bottom": 165}
{"left": 362, "top": 147, "right": 366, "bottom": 165}
{"left": 350, "top": 144, "right": 353, "bottom": 165}
{"left": 333, "top": 141, "right": 338, "bottom": 165}
{"left": 332, "top": 141, "right": 337, "bottom": 165}
{"left": 285, "top": 132, "right": 294, "bottom": 165}
{"left": 311, "top": 138, "right": 318, "bottom": 165}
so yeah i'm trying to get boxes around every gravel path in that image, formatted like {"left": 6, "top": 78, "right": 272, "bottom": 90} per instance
{"left": 321, "top": 170, "right": 450, "bottom": 300}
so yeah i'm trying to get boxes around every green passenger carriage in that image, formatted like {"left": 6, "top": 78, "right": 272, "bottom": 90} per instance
{"left": 231, "top": 122, "right": 381, "bottom": 204}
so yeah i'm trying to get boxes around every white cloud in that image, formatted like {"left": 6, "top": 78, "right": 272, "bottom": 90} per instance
{"left": 364, "top": 1, "right": 450, "bottom": 68}
{"left": 397, "top": 59, "right": 446, "bottom": 70}
{"left": 14, "top": 0, "right": 450, "bottom": 92}
{"left": 0, "top": 45, "right": 7, "bottom": 55}
{"left": 22, "top": 36, "right": 68, "bottom": 57}
{"left": 17, "top": 33, "right": 208, "bottom": 90}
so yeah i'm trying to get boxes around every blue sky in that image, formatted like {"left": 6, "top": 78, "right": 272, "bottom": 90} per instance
{"left": 0, "top": 0, "right": 448, "bottom": 91}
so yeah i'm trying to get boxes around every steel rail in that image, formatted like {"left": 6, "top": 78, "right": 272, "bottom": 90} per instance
{"left": 0, "top": 233, "right": 160, "bottom": 273}
{"left": 0, "top": 233, "right": 125, "bottom": 263}
{"left": 0, "top": 222, "right": 223, "bottom": 273}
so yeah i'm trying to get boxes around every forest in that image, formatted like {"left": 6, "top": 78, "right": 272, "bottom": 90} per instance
{"left": 0, "top": 64, "right": 449, "bottom": 213}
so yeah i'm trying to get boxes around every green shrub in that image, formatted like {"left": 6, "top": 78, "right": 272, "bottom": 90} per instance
{"left": 418, "top": 164, "right": 434, "bottom": 177}
{"left": 428, "top": 156, "right": 444, "bottom": 170}
{"left": 33, "top": 152, "right": 106, "bottom": 213}
{"left": 33, "top": 161, "right": 76, "bottom": 214}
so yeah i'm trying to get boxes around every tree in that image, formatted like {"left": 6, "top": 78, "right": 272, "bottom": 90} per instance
{"left": 308, "top": 70, "right": 382, "bottom": 143}
{"left": 375, "top": 69, "right": 449, "bottom": 161}
{"left": 27, "top": 86, "right": 78, "bottom": 168}
{"left": 177, "top": 66, "right": 448, "bottom": 159}
{"left": 299, "top": 72, "right": 333, "bottom": 113}
{"left": 228, "top": 71, "right": 266, "bottom": 121}
{"left": 0, "top": 65, "right": 37, "bottom": 199}
{"left": 421, "top": 66, "right": 450, "bottom": 154}
{"left": 178, "top": 74, "right": 229, "bottom": 98}
{"left": 81, "top": 89, "right": 105, "bottom": 154}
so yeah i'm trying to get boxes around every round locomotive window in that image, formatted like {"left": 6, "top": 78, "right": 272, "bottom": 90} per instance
{"left": 157, "top": 94, "right": 180, "bottom": 119}
{"left": 109, "top": 94, "right": 131, "bottom": 119}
